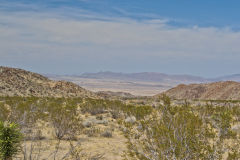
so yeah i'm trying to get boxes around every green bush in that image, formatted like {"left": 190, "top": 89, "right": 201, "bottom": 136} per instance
{"left": 0, "top": 121, "right": 22, "bottom": 160}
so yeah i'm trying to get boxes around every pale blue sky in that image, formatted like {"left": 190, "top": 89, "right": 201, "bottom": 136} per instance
{"left": 0, "top": 0, "right": 240, "bottom": 77}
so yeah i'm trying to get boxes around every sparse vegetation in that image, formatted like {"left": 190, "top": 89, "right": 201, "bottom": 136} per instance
{"left": 123, "top": 96, "right": 240, "bottom": 160}
{"left": 101, "top": 129, "right": 113, "bottom": 138}
{"left": 0, "top": 95, "right": 239, "bottom": 159}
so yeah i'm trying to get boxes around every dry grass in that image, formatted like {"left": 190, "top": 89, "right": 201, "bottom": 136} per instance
{"left": 15, "top": 113, "right": 127, "bottom": 160}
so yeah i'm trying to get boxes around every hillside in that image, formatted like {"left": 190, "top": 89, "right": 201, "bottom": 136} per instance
{"left": 159, "top": 81, "right": 240, "bottom": 100}
{"left": 0, "top": 66, "right": 96, "bottom": 98}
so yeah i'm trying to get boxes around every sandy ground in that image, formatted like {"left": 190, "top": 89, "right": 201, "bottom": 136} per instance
{"left": 16, "top": 132, "right": 127, "bottom": 160}
{"left": 15, "top": 115, "right": 128, "bottom": 160}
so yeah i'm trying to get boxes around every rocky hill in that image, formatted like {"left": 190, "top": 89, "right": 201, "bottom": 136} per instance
{"left": 158, "top": 81, "right": 240, "bottom": 100}
{"left": 0, "top": 66, "right": 96, "bottom": 98}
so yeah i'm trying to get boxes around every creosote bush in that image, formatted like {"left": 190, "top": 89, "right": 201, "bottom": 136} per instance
{"left": 124, "top": 95, "right": 240, "bottom": 160}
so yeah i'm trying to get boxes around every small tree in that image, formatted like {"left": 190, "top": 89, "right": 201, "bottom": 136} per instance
{"left": 0, "top": 121, "right": 22, "bottom": 160}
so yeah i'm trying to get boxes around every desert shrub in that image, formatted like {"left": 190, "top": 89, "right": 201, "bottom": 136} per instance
{"left": 227, "top": 150, "right": 240, "bottom": 160}
{"left": 124, "top": 96, "right": 240, "bottom": 160}
{"left": 4, "top": 97, "right": 42, "bottom": 130}
{"left": 80, "top": 98, "right": 153, "bottom": 120}
{"left": 96, "top": 115, "right": 103, "bottom": 120}
{"left": 82, "top": 120, "right": 93, "bottom": 128}
{"left": 84, "top": 126, "right": 100, "bottom": 137}
{"left": 212, "top": 110, "right": 235, "bottom": 138}
{"left": 125, "top": 99, "right": 215, "bottom": 159}
{"left": 111, "top": 110, "right": 121, "bottom": 119}
{"left": 0, "top": 121, "right": 22, "bottom": 160}
{"left": 160, "top": 94, "right": 171, "bottom": 106}
{"left": 122, "top": 105, "right": 153, "bottom": 121}
{"left": 133, "top": 105, "right": 153, "bottom": 120}
{"left": 33, "top": 129, "right": 45, "bottom": 140}
{"left": 48, "top": 100, "right": 81, "bottom": 140}
{"left": 101, "top": 129, "right": 112, "bottom": 138}
{"left": 0, "top": 103, "right": 10, "bottom": 121}
{"left": 90, "top": 108, "right": 106, "bottom": 115}
{"left": 81, "top": 100, "right": 107, "bottom": 115}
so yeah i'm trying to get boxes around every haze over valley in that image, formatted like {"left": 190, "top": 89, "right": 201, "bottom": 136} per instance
{"left": 47, "top": 72, "right": 240, "bottom": 96}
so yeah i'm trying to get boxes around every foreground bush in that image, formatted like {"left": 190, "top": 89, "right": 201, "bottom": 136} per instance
{"left": 0, "top": 121, "right": 22, "bottom": 160}
{"left": 124, "top": 96, "right": 240, "bottom": 160}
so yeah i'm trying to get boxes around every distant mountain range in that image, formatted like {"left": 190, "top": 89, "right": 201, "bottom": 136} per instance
{"left": 49, "top": 71, "right": 240, "bottom": 83}
{"left": 80, "top": 72, "right": 207, "bottom": 84}
{"left": 46, "top": 71, "right": 240, "bottom": 96}
{"left": 211, "top": 74, "right": 240, "bottom": 82}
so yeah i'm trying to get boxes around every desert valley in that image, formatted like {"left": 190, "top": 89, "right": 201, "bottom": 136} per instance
{"left": 1, "top": 0, "right": 240, "bottom": 159}
{"left": 0, "top": 66, "right": 240, "bottom": 159}
{"left": 47, "top": 72, "right": 240, "bottom": 97}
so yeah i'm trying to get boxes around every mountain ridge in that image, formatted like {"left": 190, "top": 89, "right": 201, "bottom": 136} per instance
{"left": 158, "top": 81, "right": 240, "bottom": 100}
{"left": 80, "top": 71, "right": 208, "bottom": 83}
{"left": 48, "top": 71, "right": 240, "bottom": 83}
{"left": 0, "top": 66, "right": 97, "bottom": 98}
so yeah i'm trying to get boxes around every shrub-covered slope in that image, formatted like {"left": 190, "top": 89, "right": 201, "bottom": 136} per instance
{"left": 158, "top": 81, "right": 240, "bottom": 100}
{"left": 0, "top": 66, "right": 96, "bottom": 98}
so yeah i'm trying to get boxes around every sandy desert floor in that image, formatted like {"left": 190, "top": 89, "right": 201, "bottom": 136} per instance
{"left": 50, "top": 76, "right": 172, "bottom": 96}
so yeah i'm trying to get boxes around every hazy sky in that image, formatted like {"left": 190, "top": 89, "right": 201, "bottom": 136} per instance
{"left": 0, "top": 0, "right": 240, "bottom": 77}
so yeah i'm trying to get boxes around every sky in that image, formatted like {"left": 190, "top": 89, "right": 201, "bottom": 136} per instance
{"left": 0, "top": 0, "right": 240, "bottom": 77}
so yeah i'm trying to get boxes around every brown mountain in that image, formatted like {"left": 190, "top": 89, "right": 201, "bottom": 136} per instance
{"left": 158, "top": 81, "right": 240, "bottom": 100}
{"left": 0, "top": 66, "right": 96, "bottom": 98}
